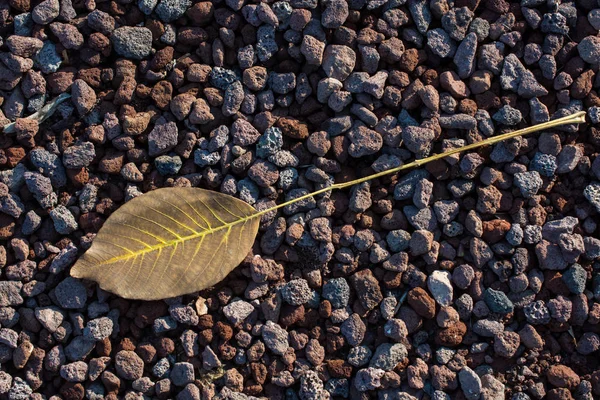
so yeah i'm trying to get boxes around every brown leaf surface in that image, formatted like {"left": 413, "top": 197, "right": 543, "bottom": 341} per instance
{"left": 71, "top": 187, "right": 260, "bottom": 300}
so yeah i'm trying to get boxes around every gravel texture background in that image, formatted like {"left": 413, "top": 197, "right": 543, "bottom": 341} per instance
{"left": 1, "top": 0, "right": 600, "bottom": 399}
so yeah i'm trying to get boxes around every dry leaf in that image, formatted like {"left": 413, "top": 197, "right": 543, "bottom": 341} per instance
{"left": 71, "top": 187, "right": 260, "bottom": 300}
{"left": 71, "top": 111, "right": 587, "bottom": 300}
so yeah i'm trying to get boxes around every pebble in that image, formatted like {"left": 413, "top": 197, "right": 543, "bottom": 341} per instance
{"left": 340, "top": 313, "right": 366, "bottom": 347}
{"left": 115, "top": 350, "right": 144, "bottom": 380}
{"left": 34, "top": 306, "right": 64, "bottom": 332}
{"left": 524, "top": 300, "right": 551, "bottom": 325}
{"left": 322, "top": 278, "right": 350, "bottom": 308}
{"left": 576, "top": 332, "right": 600, "bottom": 355}
{"left": 32, "top": 0, "right": 59, "bottom": 24}
{"left": 493, "top": 331, "right": 520, "bottom": 358}
{"left": 402, "top": 126, "right": 435, "bottom": 156}
{"left": 562, "top": 264, "right": 587, "bottom": 294}
{"left": 322, "top": 45, "right": 356, "bottom": 81}
{"left": 83, "top": 317, "right": 113, "bottom": 340}
{"left": 148, "top": 120, "right": 178, "bottom": 156}
{"left": 459, "top": 366, "right": 482, "bottom": 400}
{"left": 280, "top": 279, "right": 312, "bottom": 306}
{"left": 0, "top": 372, "right": 11, "bottom": 395}
{"left": 0, "top": 329, "right": 18, "bottom": 348}
{"left": 111, "top": 27, "right": 153, "bottom": 60}
{"left": 222, "top": 300, "right": 254, "bottom": 325}
{"left": 547, "top": 365, "right": 580, "bottom": 389}
{"left": 170, "top": 362, "right": 194, "bottom": 386}
{"left": 60, "top": 361, "right": 89, "bottom": 382}
{"left": 321, "top": 0, "right": 348, "bottom": 28}
{"left": 354, "top": 367, "right": 385, "bottom": 391}
{"left": 370, "top": 343, "right": 407, "bottom": 371}
{"left": 427, "top": 270, "right": 453, "bottom": 307}
{"left": 578, "top": 36, "right": 600, "bottom": 64}
{"left": 8, "top": 378, "right": 32, "bottom": 399}
{"left": 87, "top": 10, "right": 115, "bottom": 34}
{"left": 483, "top": 288, "right": 514, "bottom": 314}
{"left": 63, "top": 142, "right": 95, "bottom": 168}
{"left": 350, "top": 269, "right": 383, "bottom": 311}
{"left": 514, "top": 171, "right": 543, "bottom": 199}
{"left": 261, "top": 321, "right": 289, "bottom": 356}
{"left": 427, "top": 28, "right": 456, "bottom": 58}
{"left": 155, "top": 0, "right": 191, "bottom": 22}
{"left": 493, "top": 105, "right": 522, "bottom": 125}
{"left": 54, "top": 277, "right": 87, "bottom": 309}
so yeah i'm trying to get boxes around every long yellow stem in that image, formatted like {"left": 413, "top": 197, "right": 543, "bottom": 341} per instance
{"left": 258, "top": 111, "right": 587, "bottom": 216}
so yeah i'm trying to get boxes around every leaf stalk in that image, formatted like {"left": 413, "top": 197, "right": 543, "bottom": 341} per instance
{"left": 259, "top": 111, "right": 587, "bottom": 216}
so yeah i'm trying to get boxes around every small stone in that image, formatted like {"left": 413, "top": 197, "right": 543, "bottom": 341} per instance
{"left": 493, "top": 331, "right": 520, "bottom": 358}
{"left": 459, "top": 366, "right": 482, "bottom": 400}
{"left": 427, "top": 270, "right": 453, "bottom": 306}
{"left": 155, "top": 0, "right": 191, "bottom": 22}
{"left": 71, "top": 79, "right": 96, "bottom": 115}
{"left": 408, "top": 287, "right": 436, "bottom": 319}
{"left": 355, "top": 367, "right": 385, "bottom": 391}
{"left": 341, "top": 313, "right": 366, "bottom": 347}
{"left": 402, "top": 126, "right": 435, "bottom": 156}
{"left": 321, "top": 0, "right": 348, "bottom": 28}
{"left": 427, "top": 28, "right": 456, "bottom": 58}
{"left": 530, "top": 152, "right": 557, "bottom": 177}
{"left": 170, "top": 362, "right": 194, "bottom": 386}
{"left": 322, "top": 45, "right": 356, "bottom": 81}
{"left": 49, "top": 22, "right": 83, "bottom": 50}
{"left": 454, "top": 32, "right": 478, "bottom": 79}
{"left": 111, "top": 27, "right": 153, "bottom": 60}
{"left": 514, "top": 171, "right": 543, "bottom": 199}
{"left": 322, "top": 278, "right": 350, "bottom": 309}
{"left": 585, "top": 183, "right": 600, "bottom": 212}
{"left": 50, "top": 205, "right": 78, "bottom": 234}
{"left": 54, "top": 277, "right": 87, "bottom": 309}
{"left": 60, "top": 361, "right": 89, "bottom": 382}
{"left": 0, "top": 371, "right": 12, "bottom": 394}
{"left": 576, "top": 332, "right": 600, "bottom": 355}
{"left": 300, "top": 370, "right": 325, "bottom": 400}
{"left": 578, "top": 36, "right": 600, "bottom": 65}
{"left": 232, "top": 119, "right": 260, "bottom": 146}
{"left": 350, "top": 269, "right": 383, "bottom": 311}
{"left": 6, "top": 36, "right": 44, "bottom": 58}
{"left": 83, "top": 317, "right": 113, "bottom": 340}
{"left": 148, "top": 120, "right": 178, "bottom": 156}
{"left": 63, "top": 142, "right": 95, "bottom": 168}
{"left": 280, "top": 279, "right": 312, "bottom": 306}
{"left": 0, "top": 328, "right": 18, "bottom": 348}
{"left": 34, "top": 306, "right": 64, "bottom": 332}
{"left": 0, "top": 282, "right": 23, "bottom": 307}
{"left": 115, "top": 350, "right": 144, "bottom": 380}
{"left": 262, "top": 321, "right": 288, "bottom": 356}
{"left": 547, "top": 365, "right": 580, "bottom": 389}
{"left": 222, "top": 300, "right": 254, "bottom": 325}
{"left": 493, "top": 105, "right": 521, "bottom": 125}
{"left": 8, "top": 378, "right": 32, "bottom": 399}
{"left": 524, "top": 300, "right": 550, "bottom": 325}
{"left": 32, "top": 0, "right": 59, "bottom": 24}
{"left": 370, "top": 343, "right": 407, "bottom": 371}
{"left": 483, "top": 288, "right": 514, "bottom": 314}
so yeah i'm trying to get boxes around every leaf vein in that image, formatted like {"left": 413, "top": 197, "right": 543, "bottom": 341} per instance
{"left": 147, "top": 205, "right": 199, "bottom": 235}
{"left": 163, "top": 199, "right": 209, "bottom": 231}
{"left": 120, "top": 210, "right": 183, "bottom": 240}
{"left": 198, "top": 198, "right": 228, "bottom": 225}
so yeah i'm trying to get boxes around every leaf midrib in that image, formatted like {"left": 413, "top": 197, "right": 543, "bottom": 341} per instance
{"left": 95, "top": 211, "right": 261, "bottom": 265}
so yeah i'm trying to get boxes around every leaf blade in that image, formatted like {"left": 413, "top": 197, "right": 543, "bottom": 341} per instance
{"left": 70, "top": 187, "right": 260, "bottom": 300}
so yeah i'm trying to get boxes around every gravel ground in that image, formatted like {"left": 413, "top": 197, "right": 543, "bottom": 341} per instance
{"left": 1, "top": 0, "right": 600, "bottom": 399}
